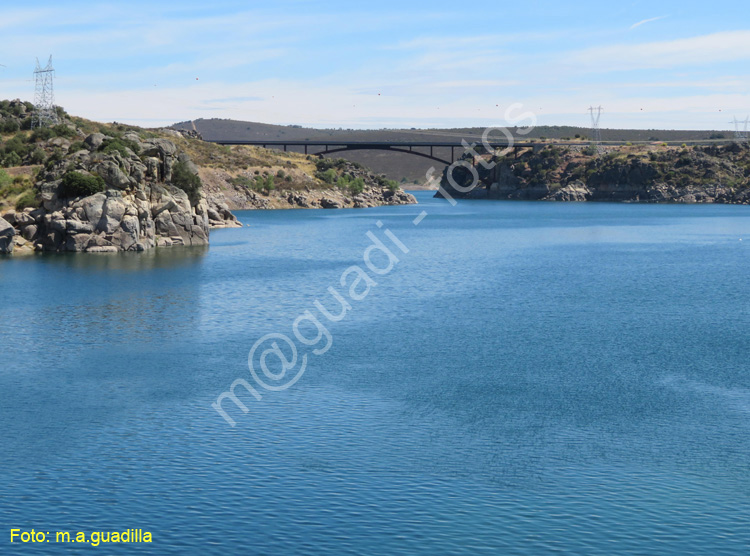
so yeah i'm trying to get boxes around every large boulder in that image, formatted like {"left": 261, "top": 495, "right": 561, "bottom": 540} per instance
{"left": 144, "top": 157, "right": 160, "bottom": 180}
{"left": 547, "top": 180, "right": 591, "bottom": 202}
{"left": 177, "top": 152, "right": 200, "bottom": 176}
{"left": 84, "top": 133, "right": 106, "bottom": 150}
{"left": 22, "top": 225, "right": 38, "bottom": 242}
{"left": 92, "top": 160, "right": 131, "bottom": 190}
{"left": 142, "top": 138, "right": 177, "bottom": 158}
{"left": 0, "top": 217, "right": 15, "bottom": 254}
{"left": 122, "top": 131, "right": 142, "bottom": 145}
{"left": 321, "top": 197, "right": 342, "bottom": 209}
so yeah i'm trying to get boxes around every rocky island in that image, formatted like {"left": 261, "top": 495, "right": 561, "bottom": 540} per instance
{"left": 438, "top": 142, "right": 750, "bottom": 204}
{"left": 0, "top": 99, "right": 416, "bottom": 256}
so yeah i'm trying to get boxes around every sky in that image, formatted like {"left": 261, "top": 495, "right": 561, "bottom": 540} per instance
{"left": 0, "top": 0, "right": 748, "bottom": 130}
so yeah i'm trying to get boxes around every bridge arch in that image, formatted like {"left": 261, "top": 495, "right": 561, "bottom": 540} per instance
{"left": 317, "top": 145, "right": 452, "bottom": 165}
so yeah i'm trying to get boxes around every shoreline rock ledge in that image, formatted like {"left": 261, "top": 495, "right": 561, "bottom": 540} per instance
{"left": 2, "top": 133, "right": 239, "bottom": 255}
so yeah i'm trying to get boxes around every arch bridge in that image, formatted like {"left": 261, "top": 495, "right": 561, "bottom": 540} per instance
{"left": 208, "top": 140, "right": 544, "bottom": 165}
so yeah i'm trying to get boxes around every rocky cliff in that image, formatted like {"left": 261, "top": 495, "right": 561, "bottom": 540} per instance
{"left": 0, "top": 128, "right": 238, "bottom": 255}
{"left": 0, "top": 100, "right": 416, "bottom": 256}
{"left": 437, "top": 142, "right": 750, "bottom": 204}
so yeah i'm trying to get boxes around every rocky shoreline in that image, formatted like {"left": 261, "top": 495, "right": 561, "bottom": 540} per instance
{"left": 437, "top": 142, "right": 750, "bottom": 204}
{"left": 0, "top": 131, "right": 238, "bottom": 256}
{"left": 199, "top": 159, "right": 416, "bottom": 212}
{"left": 0, "top": 101, "right": 416, "bottom": 256}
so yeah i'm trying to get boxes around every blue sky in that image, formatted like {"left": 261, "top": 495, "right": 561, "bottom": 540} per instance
{"left": 1, "top": 0, "right": 748, "bottom": 129}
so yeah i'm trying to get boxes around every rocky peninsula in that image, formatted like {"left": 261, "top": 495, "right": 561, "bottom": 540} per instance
{"left": 437, "top": 142, "right": 750, "bottom": 204}
{"left": 0, "top": 100, "right": 415, "bottom": 256}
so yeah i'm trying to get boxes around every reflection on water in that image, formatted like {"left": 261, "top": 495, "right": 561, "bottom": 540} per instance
{"left": 32, "top": 244, "right": 209, "bottom": 273}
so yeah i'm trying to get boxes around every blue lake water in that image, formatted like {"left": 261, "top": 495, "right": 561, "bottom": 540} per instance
{"left": 1, "top": 190, "right": 749, "bottom": 554}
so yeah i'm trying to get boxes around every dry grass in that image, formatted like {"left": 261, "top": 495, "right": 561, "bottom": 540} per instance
{"left": 0, "top": 166, "right": 40, "bottom": 212}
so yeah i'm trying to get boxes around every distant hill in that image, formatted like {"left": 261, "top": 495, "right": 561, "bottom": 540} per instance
{"left": 172, "top": 118, "right": 734, "bottom": 185}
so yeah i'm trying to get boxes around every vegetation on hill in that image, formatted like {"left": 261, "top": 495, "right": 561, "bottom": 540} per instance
{"left": 167, "top": 132, "right": 414, "bottom": 211}
{"left": 440, "top": 142, "right": 750, "bottom": 203}
{"left": 58, "top": 171, "right": 106, "bottom": 198}
{"left": 173, "top": 117, "right": 738, "bottom": 185}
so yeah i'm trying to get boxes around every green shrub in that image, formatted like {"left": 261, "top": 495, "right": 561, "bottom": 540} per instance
{"left": 45, "top": 150, "right": 64, "bottom": 170}
{"left": 0, "top": 177, "right": 27, "bottom": 197}
{"left": 99, "top": 137, "right": 140, "bottom": 157}
{"left": 0, "top": 119, "right": 20, "bottom": 133}
{"left": 229, "top": 175, "right": 269, "bottom": 192}
{"left": 15, "top": 190, "right": 38, "bottom": 210}
{"left": 58, "top": 171, "right": 106, "bottom": 198}
{"left": 3, "top": 134, "right": 32, "bottom": 160}
{"left": 0, "top": 169, "right": 10, "bottom": 189}
{"left": 171, "top": 161, "right": 201, "bottom": 203}
{"left": 570, "top": 166, "right": 586, "bottom": 179}
{"left": 317, "top": 168, "right": 337, "bottom": 184}
{"left": 51, "top": 123, "right": 76, "bottom": 139}
{"left": 31, "top": 127, "right": 55, "bottom": 142}
{"left": 373, "top": 174, "right": 399, "bottom": 191}
{"left": 2, "top": 151, "right": 22, "bottom": 167}
{"left": 348, "top": 177, "right": 365, "bottom": 195}
{"left": 30, "top": 148, "right": 46, "bottom": 165}
{"left": 315, "top": 157, "right": 352, "bottom": 172}
{"left": 30, "top": 124, "right": 69, "bottom": 142}
{"left": 315, "top": 158, "right": 333, "bottom": 171}
{"left": 229, "top": 175, "right": 254, "bottom": 188}
{"left": 68, "top": 141, "right": 86, "bottom": 153}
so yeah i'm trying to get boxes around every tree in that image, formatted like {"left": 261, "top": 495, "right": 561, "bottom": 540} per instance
{"left": 171, "top": 161, "right": 202, "bottom": 203}
{"left": 58, "top": 171, "right": 106, "bottom": 198}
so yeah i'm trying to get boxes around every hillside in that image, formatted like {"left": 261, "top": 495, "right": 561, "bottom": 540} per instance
{"left": 173, "top": 117, "right": 736, "bottom": 185}
{"left": 172, "top": 135, "right": 415, "bottom": 211}
{"left": 0, "top": 100, "right": 415, "bottom": 255}
{"left": 436, "top": 142, "right": 750, "bottom": 204}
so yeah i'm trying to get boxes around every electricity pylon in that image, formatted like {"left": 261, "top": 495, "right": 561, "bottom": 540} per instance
{"left": 31, "top": 56, "right": 58, "bottom": 129}
{"left": 730, "top": 116, "right": 749, "bottom": 143}
{"left": 588, "top": 105, "right": 603, "bottom": 153}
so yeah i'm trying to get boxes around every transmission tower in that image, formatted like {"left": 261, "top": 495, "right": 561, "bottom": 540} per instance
{"left": 31, "top": 56, "right": 58, "bottom": 129}
{"left": 730, "top": 116, "right": 749, "bottom": 143}
{"left": 588, "top": 105, "right": 603, "bottom": 153}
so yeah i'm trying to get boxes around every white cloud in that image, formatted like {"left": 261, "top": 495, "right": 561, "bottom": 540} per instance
{"left": 1, "top": 6, "right": 747, "bottom": 130}
{"left": 569, "top": 30, "right": 750, "bottom": 71}
{"left": 430, "top": 80, "right": 521, "bottom": 88}
{"left": 630, "top": 16, "right": 668, "bottom": 30}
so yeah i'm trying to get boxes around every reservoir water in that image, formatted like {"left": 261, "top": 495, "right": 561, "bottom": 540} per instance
{"left": 1, "top": 191, "right": 749, "bottom": 554}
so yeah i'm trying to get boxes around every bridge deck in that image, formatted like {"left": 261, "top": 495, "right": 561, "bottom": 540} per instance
{"left": 204, "top": 138, "right": 732, "bottom": 165}
{"left": 208, "top": 139, "right": 729, "bottom": 147}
